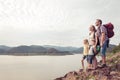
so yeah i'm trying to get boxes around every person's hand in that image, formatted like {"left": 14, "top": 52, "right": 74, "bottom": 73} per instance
{"left": 100, "top": 43, "right": 103, "bottom": 47}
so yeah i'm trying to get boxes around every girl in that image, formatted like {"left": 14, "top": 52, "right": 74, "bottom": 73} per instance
{"left": 81, "top": 39, "right": 89, "bottom": 69}
{"left": 87, "top": 40, "right": 96, "bottom": 69}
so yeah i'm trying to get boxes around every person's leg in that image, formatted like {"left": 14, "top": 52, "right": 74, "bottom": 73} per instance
{"left": 87, "top": 55, "right": 91, "bottom": 69}
{"left": 102, "top": 55, "right": 106, "bottom": 64}
{"left": 101, "top": 40, "right": 107, "bottom": 65}
{"left": 90, "top": 55, "right": 94, "bottom": 68}
{"left": 93, "top": 56, "right": 97, "bottom": 69}
{"left": 89, "top": 55, "right": 93, "bottom": 68}
{"left": 81, "top": 56, "right": 86, "bottom": 69}
{"left": 81, "top": 59, "right": 84, "bottom": 69}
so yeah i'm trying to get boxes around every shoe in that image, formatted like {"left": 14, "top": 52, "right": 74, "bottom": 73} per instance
{"left": 101, "top": 64, "right": 107, "bottom": 68}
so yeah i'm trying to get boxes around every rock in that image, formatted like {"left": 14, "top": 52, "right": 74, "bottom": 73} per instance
{"left": 116, "top": 63, "right": 120, "bottom": 71}
{"left": 55, "top": 77, "right": 63, "bottom": 80}
{"left": 112, "top": 76, "right": 120, "bottom": 80}
{"left": 110, "top": 71, "right": 118, "bottom": 75}
{"left": 55, "top": 52, "right": 120, "bottom": 80}
{"left": 79, "top": 69, "right": 83, "bottom": 72}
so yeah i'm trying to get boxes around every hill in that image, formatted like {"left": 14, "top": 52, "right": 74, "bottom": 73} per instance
{"left": 0, "top": 45, "right": 11, "bottom": 50}
{"left": 43, "top": 45, "right": 80, "bottom": 52}
{"left": 107, "top": 44, "right": 116, "bottom": 52}
{"left": 56, "top": 52, "right": 120, "bottom": 80}
{"left": 111, "top": 43, "right": 120, "bottom": 53}
{"left": 55, "top": 44, "right": 120, "bottom": 80}
{"left": 0, "top": 44, "right": 116, "bottom": 56}
{"left": 0, "top": 45, "right": 74, "bottom": 55}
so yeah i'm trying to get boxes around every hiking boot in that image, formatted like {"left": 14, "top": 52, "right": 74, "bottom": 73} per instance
{"left": 101, "top": 64, "right": 107, "bottom": 68}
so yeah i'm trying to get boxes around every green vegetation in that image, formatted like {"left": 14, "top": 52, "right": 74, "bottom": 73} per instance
{"left": 55, "top": 43, "right": 120, "bottom": 80}
{"left": 111, "top": 43, "right": 120, "bottom": 53}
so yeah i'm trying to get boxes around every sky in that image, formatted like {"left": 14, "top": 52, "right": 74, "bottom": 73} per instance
{"left": 0, "top": 0, "right": 120, "bottom": 47}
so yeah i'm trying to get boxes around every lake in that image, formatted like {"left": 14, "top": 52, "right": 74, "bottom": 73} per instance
{"left": 0, "top": 54, "right": 101, "bottom": 80}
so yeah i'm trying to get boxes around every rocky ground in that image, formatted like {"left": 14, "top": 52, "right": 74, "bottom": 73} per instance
{"left": 55, "top": 52, "right": 120, "bottom": 80}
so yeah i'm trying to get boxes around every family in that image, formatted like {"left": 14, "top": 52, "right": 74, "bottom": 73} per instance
{"left": 81, "top": 19, "right": 110, "bottom": 70}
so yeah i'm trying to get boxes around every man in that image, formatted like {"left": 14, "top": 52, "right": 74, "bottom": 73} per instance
{"left": 95, "top": 19, "right": 108, "bottom": 67}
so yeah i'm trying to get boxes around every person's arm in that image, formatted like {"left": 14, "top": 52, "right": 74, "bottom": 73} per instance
{"left": 100, "top": 26, "right": 106, "bottom": 47}
{"left": 93, "top": 46, "right": 97, "bottom": 54}
{"left": 100, "top": 32, "right": 105, "bottom": 47}
{"left": 95, "top": 35, "right": 98, "bottom": 46}
{"left": 95, "top": 33, "right": 99, "bottom": 47}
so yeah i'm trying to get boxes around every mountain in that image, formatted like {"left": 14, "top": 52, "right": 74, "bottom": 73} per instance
{"left": 43, "top": 45, "right": 80, "bottom": 51}
{"left": 0, "top": 45, "right": 11, "bottom": 50}
{"left": 0, "top": 49, "right": 6, "bottom": 54}
{"left": 0, "top": 44, "right": 115, "bottom": 56}
{"left": 0, "top": 45, "right": 71, "bottom": 55}
{"left": 43, "top": 45, "right": 83, "bottom": 53}
{"left": 71, "top": 47, "right": 83, "bottom": 53}
{"left": 7, "top": 45, "right": 47, "bottom": 53}
{"left": 46, "top": 48, "right": 71, "bottom": 55}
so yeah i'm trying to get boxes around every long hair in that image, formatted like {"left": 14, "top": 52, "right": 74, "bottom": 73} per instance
{"left": 89, "top": 25, "right": 96, "bottom": 35}
{"left": 91, "top": 25, "right": 96, "bottom": 32}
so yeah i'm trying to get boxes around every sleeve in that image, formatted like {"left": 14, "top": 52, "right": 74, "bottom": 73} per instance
{"left": 100, "top": 26, "right": 107, "bottom": 33}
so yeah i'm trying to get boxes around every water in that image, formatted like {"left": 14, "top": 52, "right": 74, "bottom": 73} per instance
{"left": 0, "top": 54, "right": 101, "bottom": 80}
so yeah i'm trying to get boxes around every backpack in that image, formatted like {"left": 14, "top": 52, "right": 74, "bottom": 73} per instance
{"left": 103, "top": 23, "right": 114, "bottom": 38}
{"left": 103, "top": 22, "right": 114, "bottom": 48}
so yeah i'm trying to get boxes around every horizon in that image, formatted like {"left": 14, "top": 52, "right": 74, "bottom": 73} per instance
{"left": 0, "top": 43, "right": 117, "bottom": 48}
{"left": 0, "top": 0, "right": 120, "bottom": 47}
{"left": 0, "top": 44, "right": 80, "bottom": 48}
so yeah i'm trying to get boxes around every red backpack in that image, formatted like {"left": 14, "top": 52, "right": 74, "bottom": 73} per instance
{"left": 103, "top": 23, "right": 114, "bottom": 38}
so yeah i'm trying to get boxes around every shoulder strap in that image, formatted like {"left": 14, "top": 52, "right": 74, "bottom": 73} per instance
{"left": 93, "top": 32, "right": 96, "bottom": 39}
{"left": 98, "top": 27, "right": 101, "bottom": 35}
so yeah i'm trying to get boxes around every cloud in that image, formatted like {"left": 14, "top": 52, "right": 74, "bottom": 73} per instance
{"left": 0, "top": 0, "right": 120, "bottom": 46}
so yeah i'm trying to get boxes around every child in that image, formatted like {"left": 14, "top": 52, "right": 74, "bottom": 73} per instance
{"left": 81, "top": 39, "right": 89, "bottom": 69}
{"left": 87, "top": 40, "right": 96, "bottom": 69}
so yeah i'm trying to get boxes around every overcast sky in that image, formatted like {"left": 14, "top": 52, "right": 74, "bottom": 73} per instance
{"left": 0, "top": 0, "right": 120, "bottom": 47}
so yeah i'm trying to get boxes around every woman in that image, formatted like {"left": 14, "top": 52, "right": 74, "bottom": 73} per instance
{"left": 89, "top": 25, "right": 96, "bottom": 46}
{"left": 89, "top": 25, "right": 99, "bottom": 69}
